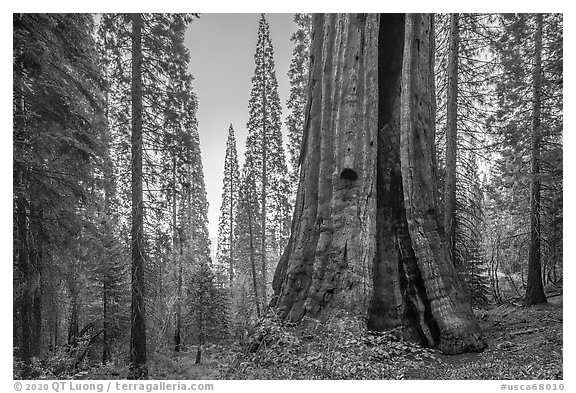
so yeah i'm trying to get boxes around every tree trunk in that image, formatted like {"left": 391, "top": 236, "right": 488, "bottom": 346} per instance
{"left": 273, "top": 13, "right": 379, "bottom": 324}
{"left": 175, "top": 249, "right": 183, "bottom": 352}
{"left": 102, "top": 282, "right": 109, "bottom": 364}
{"left": 272, "top": 13, "right": 486, "bottom": 355}
{"left": 247, "top": 185, "right": 261, "bottom": 317}
{"left": 29, "top": 216, "right": 43, "bottom": 357}
{"left": 16, "top": 194, "right": 31, "bottom": 367}
{"left": 172, "top": 158, "right": 182, "bottom": 353}
{"left": 400, "top": 14, "right": 485, "bottom": 354}
{"left": 128, "top": 13, "right": 148, "bottom": 379}
{"left": 525, "top": 13, "right": 547, "bottom": 306}
{"left": 68, "top": 285, "right": 80, "bottom": 348}
{"left": 444, "top": 13, "right": 459, "bottom": 267}
{"left": 14, "top": 41, "right": 32, "bottom": 371}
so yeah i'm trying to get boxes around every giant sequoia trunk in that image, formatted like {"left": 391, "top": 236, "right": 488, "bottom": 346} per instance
{"left": 272, "top": 13, "right": 486, "bottom": 355}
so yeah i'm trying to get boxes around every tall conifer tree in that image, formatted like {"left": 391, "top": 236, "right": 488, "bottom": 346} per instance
{"left": 489, "top": 13, "right": 562, "bottom": 304}
{"left": 286, "top": 13, "right": 312, "bottom": 201}
{"left": 217, "top": 124, "right": 241, "bottom": 286}
{"left": 245, "top": 14, "right": 290, "bottom": 306}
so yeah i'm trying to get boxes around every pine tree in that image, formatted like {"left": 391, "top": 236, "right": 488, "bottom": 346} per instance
{"left": 98, "top": 12, "right": 209, "bottom": 363}
{"left": 217, "top": 124, "right": 241, "bottom": 286}
{"left": 186, "top": 259, "right": 230, "bottom": 364}
{"left": 286, "top": 13, "right": 312, "bottom": 201}
{"left": 434, "top": 13, "right": 497, "bottom": 304}
{"left": 443, "top": 13, "right": 459, "bottom": 268}
{"left": 234, "top": 170, "right": 263, "bottom": 324}
{"left": 244, "top": 14, "right": 290, "bottom": 307}
{"left": 488, "top": 13, "right": 562, "bottom": 304}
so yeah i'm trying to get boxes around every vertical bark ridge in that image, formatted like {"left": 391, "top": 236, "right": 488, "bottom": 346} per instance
{"left": 400, "top": 13, "right": 486, "bottom": 354}
{"left": 272, "top": 13, "right": 326, "bottom": 320}
{"left": 370, "top": 14, "right": 438, "bottom": 347}
{"left": 302, "top": 13, "right": 339, "bottom": 316}
{"left": 274, "top": 14, "right": 379, "bottom": 322}
{"left": 272, "top": 13, "right": 486, "bottom": 355}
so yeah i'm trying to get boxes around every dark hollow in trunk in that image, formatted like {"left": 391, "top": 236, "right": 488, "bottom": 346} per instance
{"left": 272, "top": 13, "right": 486, "bottom": 355}
{"left": 368, "top": 13, "right": 439, "bottom": 346}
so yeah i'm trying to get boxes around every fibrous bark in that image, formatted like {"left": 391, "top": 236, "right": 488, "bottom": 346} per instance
{"left": 273, "top": 13, "right": 379, "bottom": 323}
{"left": 400, "top": 14, "right": 485, "bottom": 354}
{"left": 272, "top": 13, "right": 486, "bottom": 355}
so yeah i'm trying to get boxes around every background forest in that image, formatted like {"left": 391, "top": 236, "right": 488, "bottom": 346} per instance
{"left": 13, "top": 13, "right": 562, "bottom": 380}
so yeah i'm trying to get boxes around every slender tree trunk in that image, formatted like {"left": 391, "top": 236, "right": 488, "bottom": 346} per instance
{"left": 272, "top": 13, "right": 486, "bottom": 355}
{"left": 29, "top": 215, "right": 43, "bottom": 357}
{"left": 102, "top": 281, "right": 109, "bottom": 364}
{"left": 525, "top": 13, "right": 547, "bottom": 306}
{"left": 68, "top": 258, "right": 80, "bottom": 348}
{"left": 14, "top": 38, "right": 32, "bottom": 371}
{"left": 172, "top": 158, "right": 182, "bottom": 352}
{"left": 128, "top": 13, "right": 148, "bottom": 379}
{"left": 247, "top": 188, "right": 261, "bottom": 317}
{"left": 16, "top": 194, "right": 31, "bottom": 368}
{"left": 175, "top": 247, "right": 183, "bottom": 352}
{"left": 102, "top": 57, "right": 112, "bottom": 366}
{"left": 444, "top": 13, "right": 459, "bottom": 267}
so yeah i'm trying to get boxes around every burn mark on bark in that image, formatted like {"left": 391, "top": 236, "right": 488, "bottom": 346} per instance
{"left": 340, "top": 168, "right": 359, "bottom": 180}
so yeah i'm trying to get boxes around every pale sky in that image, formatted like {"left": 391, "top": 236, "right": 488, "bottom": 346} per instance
{"left": 185, "top": 13, "right": 298, "bottom": 240}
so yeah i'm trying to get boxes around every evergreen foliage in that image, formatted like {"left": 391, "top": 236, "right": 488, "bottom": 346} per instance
{"left": 487, "top": 14, "right": 562, "bottom": 299}
{"left": 434, "top": 13, "right": 496, "bottom": 305}
{"left": 13, "top": 13, "right": 106, "bottom": 375}
{"left": 285, "top": 13, "right": 312, "bottom": 202}
{"left": 243, "top": 14, "right": 290, "bottom": 307}
{"left": 217, "top": 124, "right": 241, "bottom": 286}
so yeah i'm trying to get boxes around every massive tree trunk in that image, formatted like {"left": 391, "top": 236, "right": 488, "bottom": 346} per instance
{"left": 128, "top": 13, "right": 148, "bottom": 379}
{"left": 400, "top": 14, "right": 484, "bottom": 354}
{"left": 525, "top": 14, "right": 547, "bottom": 306}
{"left": 272, "top": 13, "right": 486, "bottom": 355}
{"left": 444, "top": 13, "right": 459, "bottom": 267}
{"left": 273, "top": 13, "right": 378, "bottom": 324}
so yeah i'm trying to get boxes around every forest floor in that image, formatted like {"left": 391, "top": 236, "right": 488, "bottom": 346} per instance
{"left": 74, "top": 291, "right": 562, "bottom": 380}
{"left": 219, "top": 297, "right": 562, "bottom": 380}
{"left": 46, "top": 285, "right": 561, "bottom": 381}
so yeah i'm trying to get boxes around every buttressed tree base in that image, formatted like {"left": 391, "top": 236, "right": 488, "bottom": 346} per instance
{"left": 271, "top": 13, "right": 487, "bottom": 355}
